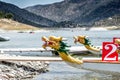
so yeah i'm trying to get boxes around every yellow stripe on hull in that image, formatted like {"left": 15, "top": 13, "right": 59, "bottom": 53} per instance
{"left": 58, "top": 52, "right": 83, "bottom": 64}
{"left": 85, "top": 45, "right": 100, "bottom": 52}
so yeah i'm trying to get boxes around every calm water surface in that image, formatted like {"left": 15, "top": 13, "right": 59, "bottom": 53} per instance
{"left": 1, "top": 29, "right": 120, "bottom": 48}
{"left": 0, "top": 29, "right": 120, "bottom": 80}
{"left": 34, "top": 62, "right": 120, "bottom": 80}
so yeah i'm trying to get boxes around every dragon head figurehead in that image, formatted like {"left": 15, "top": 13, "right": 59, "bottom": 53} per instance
{"left": 114, "top": 39, "right": 120, "bottom": 53}
{"left": 42, "top": 36, "right": 69, "bottom": 53}
{"left": 42, "top": 36, "right": 62, "bottom": 50}
{"left": 42, "top": 36, "right": 83, "bottom": 65}
{"left": 49, "top": 36, "right": 62, "bottom": 42}
{"left": 115, "top": 39, "right": 120, "bottom": 44}
{"left": 74, "top": 35, "right": 90, "bottom": 45}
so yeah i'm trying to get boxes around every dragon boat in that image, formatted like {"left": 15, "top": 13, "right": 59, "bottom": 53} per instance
{"left": 42, "top": 36, "right": 83, "bottom": 68}
{"left": 42, "top": 36, "right": 120, "bottom": 73}
{"left": 74, "top": 35, "right": 120, "bottom": 54}
{"left": 74, "top": 35, "right": 102, "bottom": 54}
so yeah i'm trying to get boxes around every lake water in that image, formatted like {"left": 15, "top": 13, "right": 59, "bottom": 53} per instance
{"left": 0, "top": 29, "right": 120, "bottom": 80}
{"left": 1, "top": 29, "right": 120, "bottom": 48}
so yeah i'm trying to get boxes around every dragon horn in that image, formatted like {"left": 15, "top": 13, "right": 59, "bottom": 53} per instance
{"left": 73, "top": 36, "right": 78, "bottom": 44}
{"left": 41, "top": 36, "right": 49, "bottom": 41}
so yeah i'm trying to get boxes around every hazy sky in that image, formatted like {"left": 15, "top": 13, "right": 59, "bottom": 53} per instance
{"left": 1, "top": 0, "right": 64, "bottom": 8}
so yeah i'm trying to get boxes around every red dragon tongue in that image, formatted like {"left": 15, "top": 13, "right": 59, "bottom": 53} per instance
{"left": 48, "top": 41, "right": 53, "bottom": 45}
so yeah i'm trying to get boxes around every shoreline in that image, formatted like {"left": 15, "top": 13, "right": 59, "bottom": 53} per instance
{"left": 1, "top": 26, "right": 120, "bottom": 33}
{"left": 0, "top": 29, "right": 50, "bottom": 33}
{"left": 0, "top": 54, "right": 49, "bottom": 80}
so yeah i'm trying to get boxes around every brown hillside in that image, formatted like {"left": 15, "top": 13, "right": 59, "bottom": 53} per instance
{"left": 0, "top": 19, "right": 40, "bottom": 30}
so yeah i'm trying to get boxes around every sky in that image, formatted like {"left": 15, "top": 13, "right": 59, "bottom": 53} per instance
{"left": 1, "top": 0, "right": 64, "bottom": 8}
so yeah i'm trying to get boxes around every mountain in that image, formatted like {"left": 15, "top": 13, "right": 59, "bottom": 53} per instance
{"left": 25, "top": 0, "right": 120, "bottom": 26}
{"left": 94, "top": 14, "right": 120, "bottom": 27}
{"left": 0, "top": 1, "right": 56, "bottom": 27}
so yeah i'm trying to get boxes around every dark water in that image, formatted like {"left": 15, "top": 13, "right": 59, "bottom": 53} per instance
{"left": 0, "top": 29, "right": 120, "bottom": 80}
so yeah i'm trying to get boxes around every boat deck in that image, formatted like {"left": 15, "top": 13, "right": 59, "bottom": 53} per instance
{"left": 0, "top": 56, "right": 120, "bottom": 64}
{"left": 0, "top": 46, "right": 89, "bottom": 54}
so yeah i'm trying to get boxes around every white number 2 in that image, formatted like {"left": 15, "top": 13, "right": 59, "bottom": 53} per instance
{"left": 104, "top": 44, "right": 117, "bottom": 60}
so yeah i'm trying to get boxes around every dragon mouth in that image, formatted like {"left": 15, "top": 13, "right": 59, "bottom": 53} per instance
{"left": 42, "top": 40, "right": 54, "bottom": 49}
{"left": 42, "top": 41, "right": 49, "bottom": 49}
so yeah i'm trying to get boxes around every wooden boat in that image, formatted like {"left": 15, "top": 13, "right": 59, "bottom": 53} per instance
{"left": 74, "top": 35, "right": 120, "bottom": 54}
{"left": 63, "top": 57, "right": 120, "bottom": 74}
{"left": 41, "top": 36, "right": 120, "bottom": 74}
{"left": 74, "top": 35, "right": 101, "bottom": 54}
{"left": 82, "top": 62, "right": 120, "bottom": 74}
{"left": 81, "top": 57, "right": 120, "bottom": 74}
{"left": 1, "top": 35, "right": 119, "bottom": 74}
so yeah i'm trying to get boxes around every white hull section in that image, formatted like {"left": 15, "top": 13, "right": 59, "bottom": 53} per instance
{"left": 81, "top": 63, "right": 120, "bottom": 74}
{"left": 65, "top": 60, "right": 120, "bottom": 74}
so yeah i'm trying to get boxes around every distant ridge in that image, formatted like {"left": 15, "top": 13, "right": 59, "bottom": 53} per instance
{"left": 25, "top": 0, "right": 120, "bottom": 26}
{"left": 0, "top": 0, "right": 119, "bottom": 28}
{"left": 0, "top": 1, "right": 57, "bottom": 27}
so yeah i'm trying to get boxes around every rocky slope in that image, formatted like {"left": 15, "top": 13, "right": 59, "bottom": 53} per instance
{"left": 94, "top": 14, "right": 120, "bottom": 28}
{"left": 25, "top": 0, "right": 120, "bottom": 26}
